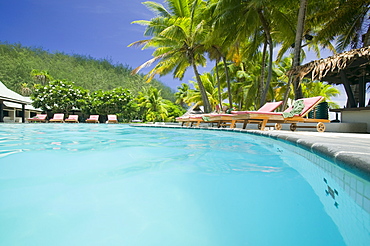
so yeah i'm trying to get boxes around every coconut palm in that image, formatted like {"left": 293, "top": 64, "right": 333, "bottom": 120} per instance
{"left": 129, "top": 0, "right": 213, "bottom": 112}
{"left": 210, "top": 0, "right": 296, "bottom": 106}
{"left": 186, "top": 72, "right": 226, "bottom": 110}
{"left": 313, "top": 0, "right": 370, "bottom": 51}
{"left": 136, "top": 87, "right": 168, "bottom": 122}
{"left": 301, "top": 81, "right": 341, "bottom": 108}
{"left": 175, "top": 83, "right": 191, "bottom": 108}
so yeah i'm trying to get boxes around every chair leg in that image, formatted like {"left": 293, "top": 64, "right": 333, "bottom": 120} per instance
{"left": 243, "top": 120, "right": 248, "bottom": 129}
{"left": 259, "top": 119, "right": 268, "bottom": 131}
{"left": 230, "top": 120, "right": 236, "bottom": 128}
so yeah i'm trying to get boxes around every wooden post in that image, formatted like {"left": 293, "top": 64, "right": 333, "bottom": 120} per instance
{"left": 0, "top": 101, "right": 3, "bottom": 122}
{"left": 340, "top": 70, "right": 357, "bottom": 108}
{"left": 359, "top": 72, "right": 366, "bottom": 107}
{"left": 22, "top": 104, "right": 26, "bottom": 123}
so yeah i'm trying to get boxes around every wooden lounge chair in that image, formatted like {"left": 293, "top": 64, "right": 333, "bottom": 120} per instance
{"left": 65, "top": 115, "right": 79, "bottom": 123}
{"left": 176, "top": 115, "right": 192, "bottom": 126}
{"left": 106, "top": 115, "right": 118, "bottom": 124}
{"left": 176, "top": 105, "right": 227, "bottom": 127}
{"left": 49, "top": 113, "right": 65, "bottom": 123}
{"left": 175, "top": 104, "right": 205, "bottom": 126}
{"left": 214, "top": 96, "right": 330, "bottom": 132}
{"left": 27, "top": 114, "right": 47, "bottom": 123}
{"left": 86, "top": 115, "right": 99, "bottom": 123}
{"left": 202, "top": 101, "right": 283, "bottom": 128}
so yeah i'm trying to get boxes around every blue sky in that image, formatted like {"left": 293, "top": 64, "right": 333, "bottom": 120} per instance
{"left": 0, "top": 0, "right": 197, "bottom": 89}
{"left": 0, "top": 0, "right": 349, "bottom": 108}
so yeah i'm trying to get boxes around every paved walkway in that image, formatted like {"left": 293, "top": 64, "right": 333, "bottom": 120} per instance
{"left": 131, "top": 124, "right": 370, "bottom": 177}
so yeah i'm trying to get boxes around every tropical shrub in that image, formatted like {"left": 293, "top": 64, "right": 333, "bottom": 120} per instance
{"left": 31, "top": 80, "right": 88, "bottom": 114}
{"left": 83, "top": 87, "right": 138, "bottom": 122}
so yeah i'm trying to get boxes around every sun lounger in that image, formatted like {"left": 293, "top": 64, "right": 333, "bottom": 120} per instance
{"left": 27, "top": 114, "right": 47, "bottom": 123}
{"left": 175, "top": 115, "right": 192, "bottom": 126}
{"left": 49, "top": 113, "right": 65, "bottom": 123}
{"left": 213, "top": 96, "right": 330, "bottom": 132}
{"left": 86, "top": 115, "right": 99, "bottom": 123}
{"left": 65, "top": 115, "right": 79, "bottom": 123}
{"left": 205, "top": 101, "right": 283, "bottom": 128}
{"left": 176, "top": 105, "right": 230, "bottom": 127}
{"left": 106, "top": 115, "right": 118, "bottom": 124}
{"left": 175, "top": 103, "right": 206, "bottom": 126}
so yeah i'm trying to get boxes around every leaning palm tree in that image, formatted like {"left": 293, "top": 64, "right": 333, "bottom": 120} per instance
{"left": 129, "top": 0, "right": 212, "bottom": 113}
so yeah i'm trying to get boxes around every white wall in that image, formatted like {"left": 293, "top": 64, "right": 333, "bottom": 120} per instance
{"left": 341, "top": 109, "right": 370, "bottom": 133}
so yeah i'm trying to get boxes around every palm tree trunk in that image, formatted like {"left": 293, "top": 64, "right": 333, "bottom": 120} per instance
{"left": 192, "top": 62, "right": 212, "bottom": 113}
{"left": 363, "top": 21, "right": 370, "bottom": 47}
{"left": 215, "top": 59, "right": 223, "bottom": 111}
{"left": 292, "top": 0, "right": 307, "bottom": 99}
{"left": 260, "top": 40, "right": 267, "bottom": 104}
{"left": 258, "top": 9, "right": 274, "bottom": 107}
{"left": 222, "top": 56, "right": 233, "bottom": 108}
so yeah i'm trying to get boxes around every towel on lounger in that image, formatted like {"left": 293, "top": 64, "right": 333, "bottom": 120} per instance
{"left": 282, "top": 100, "right": 305, "bottom": 118}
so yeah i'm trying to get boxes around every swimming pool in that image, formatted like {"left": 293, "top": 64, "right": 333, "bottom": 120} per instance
{"left": 0, "top": 124, "right": 369, "bottom": 245}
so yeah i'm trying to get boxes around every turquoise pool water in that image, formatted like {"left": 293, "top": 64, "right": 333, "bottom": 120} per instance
{"left": 0, "top": 124, "right": 369, "bottom": 246}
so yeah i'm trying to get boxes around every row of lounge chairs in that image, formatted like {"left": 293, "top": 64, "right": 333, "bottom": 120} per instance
{"left": 27, "top": 114, "right": 118, "bottom": 124}
{"left": 176, "top": 96, "right": 330, "bottom": 132}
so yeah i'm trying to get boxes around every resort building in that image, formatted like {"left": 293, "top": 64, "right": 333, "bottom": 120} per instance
{"left": 0, "top": 81, "right": 42, "bottom": 123}
{"left": 289, "top": 47, "right": 370, "bottom": 133}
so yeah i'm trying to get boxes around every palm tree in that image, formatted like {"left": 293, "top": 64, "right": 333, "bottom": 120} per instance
{"left": 20, "top": 83, "right": 33, "bottom": 96}
{"left": 206, "top": 44, "right": 234, "bottom": 109}
{"left": 175, "top": 83, "right": 191, "bottom": 108}
{"left": 137, "top": 87, "right": 168, "bottom": 122}
{"left": 210, "top": 0, "right": 294, "bottom": 107}
{"left": 291, "top": 0, "right": 308, "bottom": 100}
{"left": 301, "top": 81, "right": 341, "bottom": 108}
{"left": 186, "top": 72, "right": 226, "bottom": 110}
{"left": 129, "top": 0, "right": 213, "bottom": 112}
{"left": 30, "top": 69, "right": 53, "bottom": 85}
{"left": 313, "top": 0, "right": 370, "bottom": 51}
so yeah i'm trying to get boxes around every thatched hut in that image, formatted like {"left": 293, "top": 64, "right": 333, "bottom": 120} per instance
{"left": 288, "top": 47, "right": 370, "bottom": 132}
{"left": 288, "top": 46, "right": 370, "bottom": 108}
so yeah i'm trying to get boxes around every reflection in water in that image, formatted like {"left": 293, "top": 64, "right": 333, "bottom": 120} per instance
{"left": 277, "top": 139, "right": 370, "bottom": 246}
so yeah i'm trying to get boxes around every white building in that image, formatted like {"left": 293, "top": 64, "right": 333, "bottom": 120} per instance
{"left": 0, "top": 81, "right": 42, "bottom": 123}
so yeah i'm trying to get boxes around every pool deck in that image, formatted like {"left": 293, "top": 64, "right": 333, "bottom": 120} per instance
{"left": 131, "top": 123, "right": 370, "bottom": 177}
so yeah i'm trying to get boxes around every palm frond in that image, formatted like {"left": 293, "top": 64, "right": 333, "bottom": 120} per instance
{"left": 142, "top": 1, "right": 171, "bottom": 17}
{"left": 131, "top": 54, "right": 167, "bottom": 75}
{"left": 127, "top": 39, "right": 151, "bottom": 48}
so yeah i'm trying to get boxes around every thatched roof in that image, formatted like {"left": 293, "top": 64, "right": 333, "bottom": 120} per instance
{"left": 288, "top": 46, "right": 370, "bottom": 85}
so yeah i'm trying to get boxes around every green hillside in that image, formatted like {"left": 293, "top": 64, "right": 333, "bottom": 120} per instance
{"left": 0, "top": 42, "right": 175, "bottom": 100}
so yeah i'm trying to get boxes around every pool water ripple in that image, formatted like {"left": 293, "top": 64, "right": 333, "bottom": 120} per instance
{"left": 0, "top": 124, "right": 369, "bottom": 246}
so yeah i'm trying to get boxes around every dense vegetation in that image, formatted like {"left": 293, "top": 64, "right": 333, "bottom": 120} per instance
{"left": 3, "top": 0, "right": 368, "bottom": 120}
{"left": 31, "top": 79, "right": 185, "bottom": 122}
{"left": 0, "top": 42, "right": 175, "bottom": 101}
{"left": 132, "top": 0, "right": 369, "bottom": 112}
